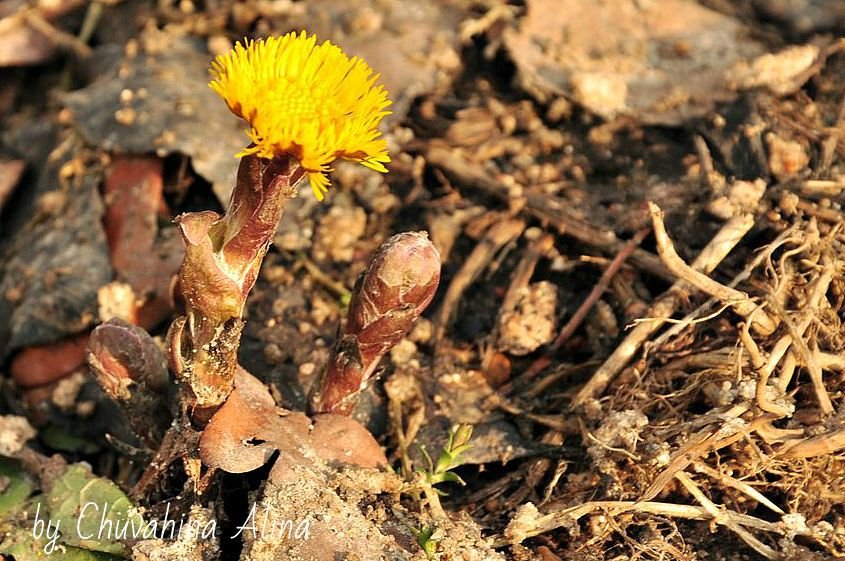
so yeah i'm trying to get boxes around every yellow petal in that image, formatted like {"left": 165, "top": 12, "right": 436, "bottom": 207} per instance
{"left": 308, "top": 171, "right": 330, "bottom": 201}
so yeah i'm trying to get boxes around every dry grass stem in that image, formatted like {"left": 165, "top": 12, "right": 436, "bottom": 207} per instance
{"left": 505, "top": 498, "right": 807, "bottom": 545}
{"left": 434, "top": 217, "right": 525, "bottom": 348}
{"left": 574, "top": 211, "right": 756, "bottom": 406}
{"left": 692, "top": 461, "right": 784, "bottom": 515}
{"left": 648, "top": 202, "right": 779, "bottom": 336}
{"left": 674, "top": 471, "right": 779, "bottom": 559}
{"left": 650, "top": 225, "right": 801, "bottom": 350}
{"left": 781, "top": 430, "right": 845, "bottom": 459}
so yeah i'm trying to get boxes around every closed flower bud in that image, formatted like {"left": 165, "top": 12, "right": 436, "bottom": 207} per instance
{"left": 311, "top": 232, "right": 441, "bottom": 415}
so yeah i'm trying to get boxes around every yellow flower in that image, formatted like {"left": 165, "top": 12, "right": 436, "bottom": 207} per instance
{"left": 209, "top": 31, "right": 392, "bottom": 200}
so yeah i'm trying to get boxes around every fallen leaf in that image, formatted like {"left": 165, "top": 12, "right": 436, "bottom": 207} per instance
{"left": 309, "top": 414, "right": 388, "bottom": 469}
{"left": 503, "top": 0, "right": 816, "bottom": 125}
{"left": 0, "top": 456, "right": 133, "bottom": 561}
{"left": 286, "top": 0, "right": 464, "bottom": 122}
{"left": 62, "top": 40, "right": 245, "bottom": 203}
{"left": 102, "top": 156, "right": 182, "bottom": 329}
{"left": 200, "top": 368, "right": 387, "bottom": 473}
{"left": 0, "top": 150, "right": 111, "bottom": 357}
{"left": 10, "top": 334, "right": 89, "bottom": 388}
{"left": 199, "top": 368, "right": 298, "bottom": 473}
{"left": 0, "top": 457, "right": 34, "bottom": 515}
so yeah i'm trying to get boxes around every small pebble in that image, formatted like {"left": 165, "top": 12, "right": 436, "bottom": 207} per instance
{"left": 389, "top": 339, "right": 417, "bottom": 366}
{"left": 264, "top": 343, "right": 283, "bottom": 364}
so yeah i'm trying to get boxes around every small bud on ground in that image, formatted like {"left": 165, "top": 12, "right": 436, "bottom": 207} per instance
{"left": 311, "top": 231, "right": 441, "bottom": 415}
{"left": 87, "top": 318, "right": 170, "bottom": 447}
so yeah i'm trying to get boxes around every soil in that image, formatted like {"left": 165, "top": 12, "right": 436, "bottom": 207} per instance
{"left": 1, "top": 1, "right": 845, "bottom": 560}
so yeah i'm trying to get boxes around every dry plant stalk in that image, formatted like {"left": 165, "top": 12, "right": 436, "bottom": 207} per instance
{"left": 569, "top": 214, "right": 845, "bottom": 558}
{"left": 648, "top": 202, "right": 779, "bottom": 335}
{"left": 504, "top": 498, "right": 806, "bottom": 546}
{"left": 781, "top": 428, "right": 845, "bottom": 459}
{"left": 573, "top": 208, "right": 756, "bottom": 406}
{"left": 310, "top": 232, "right": 441, "bottom": 415}
{"left": 433, "top": 217, "right": 525, "bottom": 347}
{"left": 675, "top": 471, "right": 778, "bottom": 559}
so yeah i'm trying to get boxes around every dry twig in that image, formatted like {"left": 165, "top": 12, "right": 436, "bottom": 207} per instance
{"left": 425, "top": 146, "right": 672, "bottom": 281}
{"left": 433, "top": 217, "right": 525, "bottom": 348}
{"left": 505, "top": 227, "right": 650, "bottom": 393}
{"left": 675, "top": 471, "right": 779, "bottom": 559}
{"left": 504, "top": 498, "right": 805, "bottom": 546}
{"left": 648, "top": 202, "right": 779, "bottom": 336}
{"left": 573, "top": 211, "right": 756, "bottom": 406}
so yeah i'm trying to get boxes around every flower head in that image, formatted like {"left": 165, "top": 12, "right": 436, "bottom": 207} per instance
{"left": 210, "top": 31, "right": 392, "bottom": 200}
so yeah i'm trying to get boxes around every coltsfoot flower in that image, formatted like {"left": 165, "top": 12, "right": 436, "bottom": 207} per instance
{"left": 210, "top": 31, "right": 392, "bottom": 200}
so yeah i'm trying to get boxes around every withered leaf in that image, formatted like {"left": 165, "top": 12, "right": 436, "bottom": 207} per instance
{"left": 0, "top": 151, "right": 111, "bottom": 356}
{"left": 286, "top": 0, "right": 464, "bottom": 122}
{"left": 200, "top": 368, "right": 386, "bottom": 473}
{"left": 62, "top": 40, "right": 244, "bottom": 203}
{"left": 503, "top": 0, "right": 817, "bottom": 125}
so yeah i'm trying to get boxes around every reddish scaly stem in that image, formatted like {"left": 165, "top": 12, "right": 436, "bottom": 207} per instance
{"left": 170, "top": 154, "right": 305, "bottom": 423}
{"left": 311, "top": 232, "right": 441, "bottom": 415}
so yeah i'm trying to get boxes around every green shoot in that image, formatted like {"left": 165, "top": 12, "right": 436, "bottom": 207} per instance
{"left": 413, "top": 424, "right": 473, "bottom": 519}
{"left": 410, "top": 525, "right": 439, "bottom": 559}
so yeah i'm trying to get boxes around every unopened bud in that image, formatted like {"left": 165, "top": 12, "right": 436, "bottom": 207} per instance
{"left": 87, "top": 318, "right": 170, "bottom": 446}
{"left": 311, "top": 232, "right": 441, "bottom": 415}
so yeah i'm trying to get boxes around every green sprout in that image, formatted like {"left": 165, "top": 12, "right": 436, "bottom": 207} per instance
{"left": 410, "top": 525, "right": 439, "bottom": 559}
{"left": 413, "top": 424, "right": 473, "bottom": 519}
{"left": 420, "top": 423, "right": 473, "bottom": 488}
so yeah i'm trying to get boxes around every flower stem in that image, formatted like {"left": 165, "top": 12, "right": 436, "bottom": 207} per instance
{"left": 169, "top": 154, "right": 305, "bottom": 423}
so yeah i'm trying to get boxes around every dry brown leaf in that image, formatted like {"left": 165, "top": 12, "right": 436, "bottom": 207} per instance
{"left": 62, "top": 39, "right": 245, "bottom": 203}
{"left": 103, "top": 156, "right": 183, "bottom": 329}
{"left": 200, "top": 368, "right": 387, "bottom": 474}
{"left": 199, "top": 368, "right": 296, "bottom": 473}
{"left": 309, "top": 414, "right": 388, "bottom": 469}
{"left": 10, "top": 333, "right": 88, "bottom": 388}
{"left": 503, "top": 0, "right": 817, "bottom": 125}
{"left": 0, "top": 151, "right": 111, "bottom": 356}
{"left": 286, "top": 0, "right": 464, "bottom": 121}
